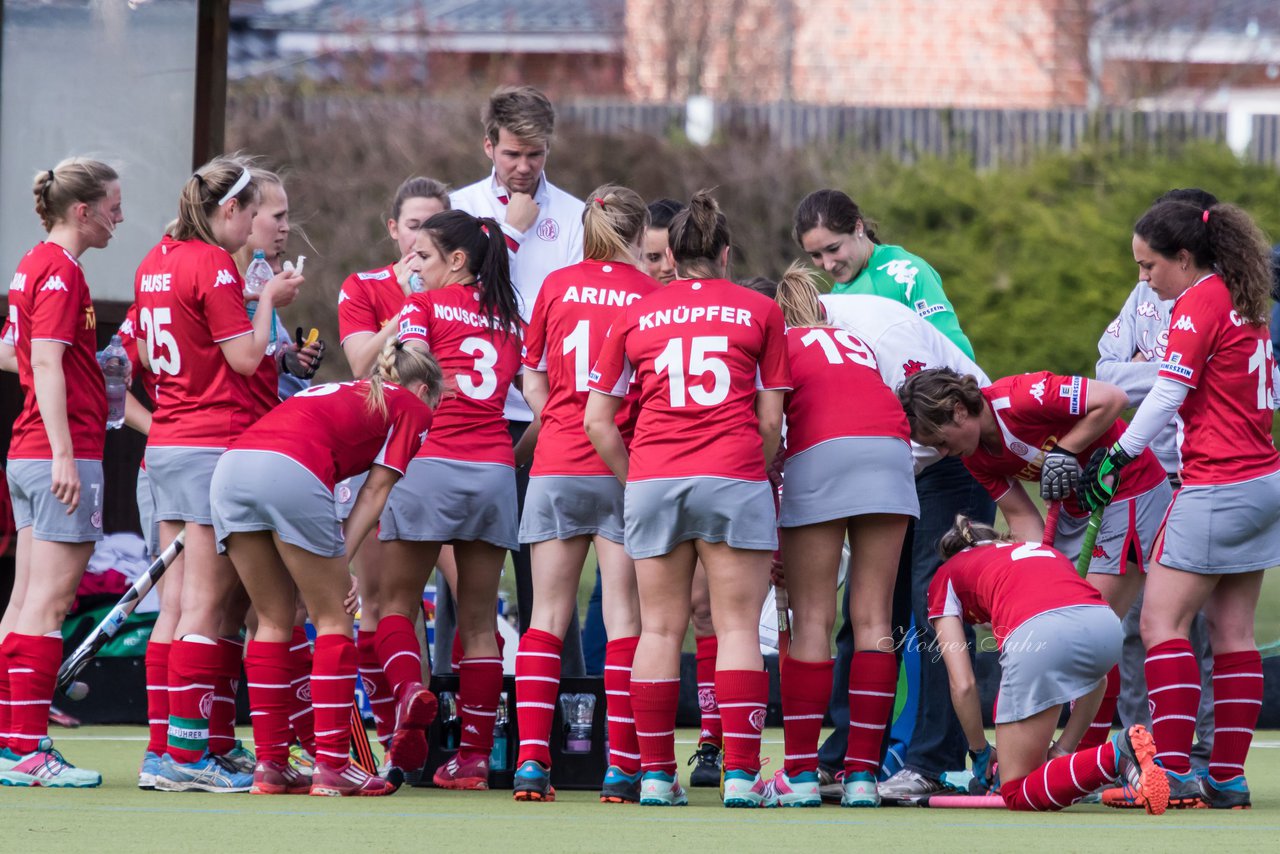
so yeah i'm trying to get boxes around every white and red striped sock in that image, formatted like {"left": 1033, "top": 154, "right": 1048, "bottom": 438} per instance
{"left": 458, "top": 657, "right": 503, "bottom": 760}
{"left": 1145, "top": 638, "right": 1199, "bottom": 774}
{"left": 844, "top": 651, "right": 896, "bottom": 775}
{"left": 1209, "top": 649, "right": 1263, "bottom": 782}
{"left": 356, "top": 631, "right": 394, "bottom": 748}
{"left": 604, "top": 637, "right": 640, "bottom": 774}
{"left": 244, "top": 639, "right": 293, "bottom": 765}
{"left": 286, "top": 627, "right": 315, "bottom": 755}
{"left": 311, "top": 634, "right": 357, "bottom": 772}
{"left": 514, "top": 628, "right": 561, "bottom": 768}
{"left": 144, "top": 641, "right": 171, "bottom": 756}
{"left": 717, "top": 669, "right": 768, "bottom": 776}
{"left": 631, "top": 678, "right": 680, "bottom": 775}
{"left": 780, "top": 655, "right": 833, "bottom": 777}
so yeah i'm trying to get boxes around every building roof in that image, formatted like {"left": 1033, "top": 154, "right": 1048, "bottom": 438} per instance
{"left": 231, "top": 0, "right": 624, "bottom": 38}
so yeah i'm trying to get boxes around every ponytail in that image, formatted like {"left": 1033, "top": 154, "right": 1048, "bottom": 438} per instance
{"left": 419, "top": 210, "right": 521, "bottom": 337}
{"left": 668, "top": 188, "right": 731, "bottom": 280}
{"left": 172, "top": 155, "right": 259, "bottom": 246}
{"left": 938, "top": 514, "right": 1005, "bottom": 560}
{"left": 773, "top": 262, "right": 827, "bottom": 328}
{"left": 793, "top": 189, "right": 879, "bottom": 247}
{"left": 364, "top": 337, "right": 444, "bottom": 416}
{"left": 1134, "top": 200, "right": 1272, "bottom": 325}
{"left": 582, "top": 184, "right": 649, "bottom": 263}
{"left": 33, "top": 158, "right": 118, "bottom": 232}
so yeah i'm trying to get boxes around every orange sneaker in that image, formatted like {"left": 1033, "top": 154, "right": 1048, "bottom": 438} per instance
{"left": 310, "top": 761, "right": 398, "bottom": 797}
{"left": 433, "top": 752, "right": 489, "bottom": 790}
{"left": 1113, "top": 725, "right": 1168, "bottom": 816}
{"left": 251, "top": 759, "right": 311, "bottom": 795}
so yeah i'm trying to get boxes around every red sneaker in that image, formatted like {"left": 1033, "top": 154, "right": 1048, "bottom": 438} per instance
{"left": 251, "top": 759, "right": 311, "bottom": 795}
{"left": 433, "top": 752, "right": 489, "bottom": 790}
{"left": 310, "top": 761, "right": 397, "bottom": 797}
{"left": 388, "top": 682, "right": 437, "bottom": 773}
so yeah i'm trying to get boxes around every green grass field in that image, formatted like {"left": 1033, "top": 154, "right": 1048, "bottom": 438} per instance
{"left": 10, "top": 728, "right": 1280, "bottom": 853}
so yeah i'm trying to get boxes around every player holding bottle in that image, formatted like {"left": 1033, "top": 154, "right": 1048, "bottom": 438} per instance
{"left": 0, "top": 159, "right": 122, "bottom": 787}
{"left": 1081, "top": 200, "right": 1280, "bottom": 809}
{"left": 511, "top": 185, "right": 657, "bottom": 804}
{"left": 137, "top": 157, "right": 302, "bottom": 793}
{"left": 929, "top": 517, "right": 1169, "bottom": 815}
{"left": 585, "top": 190, "right": 790, "bottom": 808}
{"left": 213, "top": 339, "right": 441, "bottom": 797}
{"left": 336, "top": 176, "right": 451, "bottom": 754}
{"left": 373, "top": 210, "right": 523, "bottom": 789}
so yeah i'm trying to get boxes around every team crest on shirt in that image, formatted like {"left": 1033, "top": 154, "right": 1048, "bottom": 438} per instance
{"left": 336, "top": 484, "right": 352, "bottom": 504}
{"left": 1028, "top": 378, "right": 1046, "bottom": 405}
{"left": 1010, "top": 441, "right": 1029, "bottom": 456}
{"left": 41, "top": 275, "right": 68, "bottom": 292}
{"left": 1172, "top": 315, "right": 1197, "bottom": 333}
{"left": 748, "top": 708, "right": 766, "bottom": 733}
{"left": 83, "top": 305, "right": 96, "bottom": 330}
{"left": 535, "top": 218, "right": 560, "bottom": 241}
{"left": 91, "top": 509, "right": 102, "bottom": 529}
{"left": 213, "top": 268, "right": 238, "bottom": 287}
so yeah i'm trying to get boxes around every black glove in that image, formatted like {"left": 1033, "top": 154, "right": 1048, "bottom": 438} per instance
{"left": 1078, "top": 443, "right": 1135, "bottom": 513}
{"left": 1039, "top": 444, "right": 1081, "bottom": 501}
{"left": 282, "top": 327, "right": 324, "bottom": 379}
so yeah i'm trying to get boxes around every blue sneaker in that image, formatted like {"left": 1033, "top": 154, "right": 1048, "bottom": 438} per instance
{"left": 222, "top": 740, "right": 256, "bottom": 774}
{"left": 1165, "top": 768, "right": 1206, "bottom": 809}
{"left": 1200, "top": 774, "right": 1251, "bottom": 810}
{"left": 138, "top": 751, "right": 164, "bottom": 790}
{"left": 154, "top": 751, "right": 254, "bottom": 793}
{"left": 512, "top": 759, "right": 555, "bottom": 802}
{"left": 722, "top": 769, "right": 764, "bottom": 808}
{"left": 841, "top": 770, "right": 881, "bottom": 807}
{"left": 758, "top": 769, "right": 821, "bottom": 807}
{"left": 639, "top": 770, "right": 687, "bottom": 806}
{"left": 0, "top": 747, "right": 22, "bottom": 773}
{"left": 600, "top": 765, "right": 642, "bottom": 803}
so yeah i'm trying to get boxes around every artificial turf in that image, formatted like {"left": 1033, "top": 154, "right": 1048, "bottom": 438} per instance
{"left": 7, "top": 728, "right": 1280, "bottom": 853}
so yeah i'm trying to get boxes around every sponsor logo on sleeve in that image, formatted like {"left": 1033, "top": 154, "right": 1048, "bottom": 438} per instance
{"left": 213, "top": 268, "right": 238, "bottom": 287}
{"left": 41, "top": 275, "right": 68, "bottom": 292}
{"left": 1058, "top": 377, "right": 1083, "bottom": 414}
{"left": 912, "top": 298, "right": 945, "bottom": 318}
{"left": 398, "top": 318, "right": 426, "bottom": 338}
{"left": 1171, "top": 314, "right": 1197, "bottom": 333}
{"left": 1029, "top": 378, "right": 1046, "bottom": 404}
{"left": 83, "top": 305, "right": 96, "bottom": 330}
{"left": 1159, "top": 351, "right": 1194, "bottom": 378}
{"left": 588, "top": 369, "right": 602, "bottom": 383}
{"left": 356, "top": 269, "right": 392, "bottom": 281}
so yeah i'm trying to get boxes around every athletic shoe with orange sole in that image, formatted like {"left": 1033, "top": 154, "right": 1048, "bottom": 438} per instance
{"left": 512, "top": 759, "right": 555, "bottom": 802}
{"left": 432, "top": 752, "right": 489, "bottom": 790}
{"left": 1112, "top": 725, "right": 1169, "bottom": 816}
{"left": 1199, "top": 774, "right": 1251, "bottom": 810}
{"left": 310, "top": 761, "right": 397, "bottom": 797}
{"left": 251, "top": 759, "right": 311, "bottom": 795}
{"left": 1103, "top": 767, "right": 1206, "bottom": 810}
{"left": 387, "top": 682, "right": 437, "bottom": 775}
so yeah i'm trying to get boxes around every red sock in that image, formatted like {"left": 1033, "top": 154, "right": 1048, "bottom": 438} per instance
{"left": 7, "top": 633, "right": 61, "bottom": 755}
{"left": 458, "top": 657, "right": 503, "bottom": 760}
{"left": 695, "top": 634, "right": 721, "bottom": 747}
{"left": 356, "top": 630, "right": 394, "bottom": 748}
{"left": 0, "top": 636, "right": 11, "bottom": 752}
{"left": 604, "top": 637, "right": 640, "bottom": 774}
{"left": 1077, "top": 665, "right": 1120, "bottom": 750}
{"left": 1002, "top": 743, "right": 1118, "bottom": 811}
{"left": 781, "top": 656, "right": 833, "bottom": 777}
{"left": 208, "top": 636, "right": 243, "bottom": 755}
{"left": 144, "top": 642, "right": 171, "bottom": 755}
{"left": 168, "top": 637, "right": 224, "bottom": 763}
{"left": 312, "top": 633, "right": 356, "bottom": 771}
{"left": 845, "top": 651, "right": 897, "bottom": 775}
{"left": 1209, "top": 649, "right": 1263, "bottom": 782}
{"left": 244, "top": 640, "right": 293, "bottom": 764}
{"left": 375, "top": 614, "right": 423, "bottom": 697}
{"left": 1145, "top": 638, "right": 1198, "bottom": 774}
{"left": 514, "top": 628, "right": 562, "bottom": 768}
{"left": 287, "top": 627, "right": 315, "bottom": 755}
{"left": 717, "top": 669, "right": 768, "bottom": 775}
{"left": 631, "top": 678, "right": 680, "bottom": 775}
{"left": 451, "top": 629, "right": 505, "bottom": 673}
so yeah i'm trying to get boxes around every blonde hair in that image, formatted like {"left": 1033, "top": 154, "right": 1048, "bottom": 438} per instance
{"left": 33, "top": 158, "right": 118, "bottom": 232}
{"left": 483, "top": 86, "right": 555, "bottom": 145}
{"left": 938, "top": 514, "right": 1007, "bottom": 560}
{"left": 171, "top": 155, "right": 259, "bottom": 245}
{"left": 773, "top": 262, "right": 828, "bottom": 328}
{"left": 668, "top": 189, "right": 731, "bottom": 280}
{"left": 582, "top": 184, "right": 649, "bottom": 263}
{"left": 364, "top": 337, "right": 444, "bottom": 416}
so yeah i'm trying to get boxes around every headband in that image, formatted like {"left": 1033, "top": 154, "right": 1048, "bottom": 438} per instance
{"left": 217, "top": 168, "right": 252, "bottom": 206}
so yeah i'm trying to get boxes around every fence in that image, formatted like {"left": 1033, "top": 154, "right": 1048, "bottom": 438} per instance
{"left": 227, "top": 93, "right": 1280, "bottom": 168}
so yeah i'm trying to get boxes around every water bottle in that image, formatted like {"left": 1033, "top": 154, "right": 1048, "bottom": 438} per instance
{"left": 490, "top": 692, "right": 510, "bottom": 772}
{"left": 97, "top": 334, "right": 130, "bottom": 430}
{"left": 439, "top": 691, "right": 459, "bottom": 751}
{"left": 243, "top": 249, "right": 273, "bottom": 299}
{"left": 408, "top": 272, "right": 425, "bottom": 293}
{"left": 561, "top": 693, "right": 595, "bottom": 753}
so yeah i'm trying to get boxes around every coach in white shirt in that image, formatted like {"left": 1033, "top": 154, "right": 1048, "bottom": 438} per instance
{"left": 450, "top": 85, "right": 586, "bottom": 673}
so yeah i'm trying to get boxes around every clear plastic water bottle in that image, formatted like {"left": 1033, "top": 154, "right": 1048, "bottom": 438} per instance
{"left": 490, "top": 692, "right": 510, "bottom": 772}
{"left": 97, "top": 334, "right": 130, "bottom": 430}
{"left": 439, "top": 691, "right": 459, "bottom": 751}
{"left": 561, "top": 693, "right": 595, "bottom": 753}
{"left": 408, "top": 272, "right": 425, "bottom": 293}
{"left": 243, "top": 249, "right": 272, "bottom": 300}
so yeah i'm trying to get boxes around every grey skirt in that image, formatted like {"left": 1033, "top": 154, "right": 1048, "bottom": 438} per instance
{"left": 334, "top": 471, "right": 367, "bottom": 522}
{"left": 779, "top": 436, "right": 919, "bottom": 527}
{"left": 519, "top": 475, "right": 625, "bottom": 545}
{"left": 210, "top": 449, "right": 345, "bottom": 558}
{"left": 145, "top": 446, "right": 223, "bottom": 525}
{"left": 1155, "top": 470, "right": 1280, "bottom": 574}
{"left": 137, "top": 466, "right": 159, "bottom": 557}
{"left": 623, "top": 476, "right": 777, "bottom": 560}
{"left": 378, "top": 457, "right": 519, "bottom": 550}
{"left": 7, "top": 458, "right": 103, "bottom": 544}
{"left": 995, "top": 604, "right": 1122, "bottom": 724}
{"left": 1054, "top": 479, "right": 1172, "bottom": 576}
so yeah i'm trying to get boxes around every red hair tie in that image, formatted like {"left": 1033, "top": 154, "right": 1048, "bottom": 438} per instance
{"left": 594, "top": 197, "right": 606, "bottom": 207}
{"left": 480, "top": 224, "right": 490, "bottom": 237}
{"left": 1202, "top": 209, "right": 1210, "bottom": 223}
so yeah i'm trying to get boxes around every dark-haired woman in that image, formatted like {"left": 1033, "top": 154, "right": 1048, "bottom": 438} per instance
{"left": 135, "top": 157, "right": 302, "bottom": 793}
{"left": 793, "top": 189, "right": 973, "bottom": 359}
{"left": 1081, "top": 201, "right": 1280, "bottom": 809}
{"left": 372, "top": 210, "right": 524, "bottom": 789}
{"left": 215, "top": 338, "right": 440, "bottom": 797}
{"left": 586, "top": 190, "right": 790, "bottom": 808}
{"left": 0, "top": 159, "right": 122, "bottom": 787}
{"left": 929, "top": 516, "right": 1167, "bottom": 815}
{"left": 335, "top": 177, "right": 451, "bottom": 753}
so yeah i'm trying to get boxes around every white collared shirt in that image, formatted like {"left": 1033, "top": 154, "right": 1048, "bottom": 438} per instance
{"left": 451, "top": 170, "right": 584, "bottom": 420}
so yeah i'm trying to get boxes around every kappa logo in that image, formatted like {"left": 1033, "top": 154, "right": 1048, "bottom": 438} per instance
{"left": 9, "top": 273, "right": 26, "bottom": 292}
{"left": 535, "top": 218, "right": 560, "bottom": 241}
{"left": 1092, "top": 544, "right": 1110, "bottom": 559}
{"left": 119, "top": 317, "right": 134, "bottom": 337}
{"left": 41, "top": 275, "right": 68, "bottom": 292}
{"left": 902, "top": 358, "right": 926, "bottom": 377}
{"left": 877, "top": 259, "right": 920, "bottom": 298}
{"left": 213, "top": 268, "right": 238, "bottom": 288}
{"left": 1105, "top": 319, "right": 1120, "bottom": 338}
{"left": 1029, "top": 378, "right": 1047, "bottom": 404}
{"left": 338, "top": 289, "right": 350, "bottom": 304}
{"left": 1137, "top": 301, "right": 1160, "bottom": 320}
{"left": 464, "top": 724, "right": 480, "bottom": 736}
{"left": 748, "top": 708, "right": 766, "bottom": 733}
{"left": 1172, "top": 314, "right": 1197, "bottom": 333}
{"left": 418, "top": 428, "right": 429, "bottom": 444}
{"left": 697, "top": 687, "right": 717, "bottom": 712}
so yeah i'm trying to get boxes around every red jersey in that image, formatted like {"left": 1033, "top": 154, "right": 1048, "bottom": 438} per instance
{"left": 588, "top": 278, "right": 791, "bottom": 481}
{"left": 782, "top": 325, "right": 909, "bottom": 459}
{"left": 338, "top": 265, "right": 405, "bottom": 347}
{"left": 963, "top": 372, "right": 1166, "bottom": 516}
{"left": 134, "top": 236, "right": 254, "bottom": 448}
{"left": 523, "top": 260, "right": 658, "bottom": 476}
{"left": 927, "top": 541, "right": 1106, "bottom": 648}
{"left": 397, "top": 283, "right": 523, "bottom": 465}
{"left": 230, "top": 380, "right": 432, "bottom": 490}
{"left": 7, "top": 242, "right": 106, "bottom": 461}
{"left": 1158, "top": 275, "right": 1280, "bottom": 484}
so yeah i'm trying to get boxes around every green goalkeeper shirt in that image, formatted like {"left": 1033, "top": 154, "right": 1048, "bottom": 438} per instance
{"left": 829, "top": 243, "right": 974, "bottom": 359}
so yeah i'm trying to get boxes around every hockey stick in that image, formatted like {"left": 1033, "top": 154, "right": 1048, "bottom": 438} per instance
{"left": 1041, "top": 500, "right": 1062, "bottom": 548}
{"left": 56, "top": 530, "right": 186, "bottom": 697}
{"left": 1074, "top": 505, "right": 1105, "bottom": 579}
{"left": 349, "top": 697, "right": 378, "bottom": 774}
